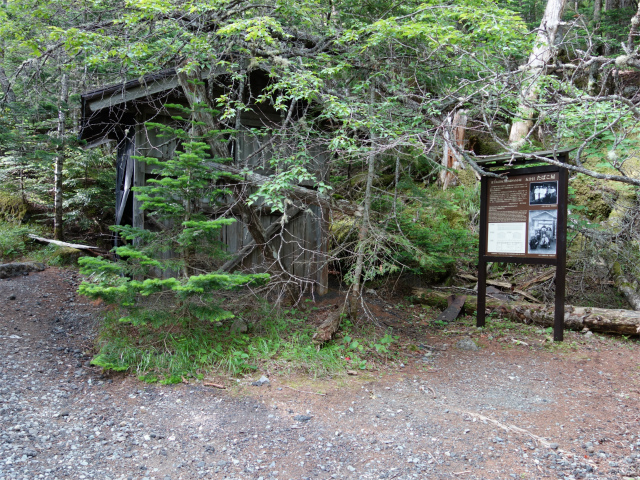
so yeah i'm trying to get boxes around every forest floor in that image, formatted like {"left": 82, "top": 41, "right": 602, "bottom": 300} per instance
{"left": 1, "top": 267, "right": 640, "bottom": 480}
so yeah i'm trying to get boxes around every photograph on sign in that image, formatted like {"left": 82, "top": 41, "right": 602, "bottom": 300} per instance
{"left": 529, "top": 181, "right": 558, "bottom": 205}
{"left": 487, "top": 222, "right": 526, "bottom": 254}
{"left": 528, "top": 210, "right": 557, "bottom": 255}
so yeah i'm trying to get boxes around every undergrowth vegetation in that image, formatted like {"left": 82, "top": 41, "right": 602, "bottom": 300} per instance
{"left": 0, "top": 222, "right": 46, "bottom": 261}
{"left": 91, "top": 304, "right": 399, "bottom": 383}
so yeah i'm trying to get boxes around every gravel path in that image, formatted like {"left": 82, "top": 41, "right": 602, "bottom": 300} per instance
{"left": 1, "top": 268, "right": 640, "bottom": 480}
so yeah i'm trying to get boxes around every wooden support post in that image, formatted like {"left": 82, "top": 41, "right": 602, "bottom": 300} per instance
{"left": 554, "top": 160, "right": 569, "bottom": 341}
{"left": 477, "top": 176, "right": 488, "bottom": 327}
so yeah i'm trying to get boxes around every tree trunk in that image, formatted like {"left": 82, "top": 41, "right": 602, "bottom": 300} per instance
{"left": 220, "top": 205, "right": 302, "bottom": 272}
{"left": 509, "top": 0, "right": 567, "bottom": 147}
{"left": 0, "top": 66, "right": 15, "bottom": 104}
{"left": 612, "top": 261, "right": 640, "bottom": 311}
{"left": 587, "top": 0, "right": 603, "bottom": 95}
{"left": 54, "top": 73, "right": 68, "bottom": 241}
{"left": 348, "top": 85, "right": 376, "bottom": 320}
{"left": 594, "top": 0, "right": 602, "bottom": 25}
{"left": 412, "top": 289, "right": 640, "bottom": 336}
{"left": 439, "top": 110, "right": 467, "bottom": 190}
{"left": 175, "top": 64, "right": 229, "bottom": 159}
{"left": 0, "top": 0, "right": 15, "bottom": 105}
{"left": 625, "top": 1, "right": 640, "bottom": 54}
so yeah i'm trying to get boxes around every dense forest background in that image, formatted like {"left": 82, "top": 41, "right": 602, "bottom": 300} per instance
{"left": 2, "top": 0, "right": 640, "bottom": 378}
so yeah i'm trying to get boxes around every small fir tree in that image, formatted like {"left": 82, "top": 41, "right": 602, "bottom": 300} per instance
{"left": 78, "top": 105, "right": 269, "bottom": 325}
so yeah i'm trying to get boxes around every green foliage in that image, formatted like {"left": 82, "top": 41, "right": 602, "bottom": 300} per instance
{"left": 62, "top": 147, "right": 116, "bottom": 229}
{"left": 79, "top": 111, "right": 270, "bottom": 348}
{"left": 0, "top": 222, "right": 45, "bottom": 261}
{"left": 90, "top": 303, "right": 396, "bottom": 380}
{"left": 0, "top": 193, "right": 28, "bottom": 222}
{"left": 392, "top": 183, "right": 479, "bottom": 276}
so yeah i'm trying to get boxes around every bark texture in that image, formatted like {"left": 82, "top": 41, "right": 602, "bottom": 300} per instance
{"left": 439, "top": 110, "right": 467, "bottom": 190}
{"left": 509, "top": 0, "right": 567, "bottom": 146}
{"left": 348, "top": 86, "right": 376, "bottom": 319}
{"left": 54, "top": 73, "right": 68, "bottom": 241}
{"left": 0, "top": 0, "right": 15, "bottom": 104}
{"left": 175, "top": 65, "right": 229, "bottom": 159}
{"left": 220, "top": 205, "right": 302, "bottom": 272}
{"left": 312, "top": 305, "right": 347, "bottom": 344}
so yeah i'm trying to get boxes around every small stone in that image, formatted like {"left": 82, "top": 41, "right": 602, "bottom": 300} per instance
{"left": 456, "top": 338, "right": 479, "bottom": 351}
{"left": 230, "top": 318, "right": 248, "bottom": 334}
{"left": 548, "top": 443, "right": 559, "bottom": 450}
{"left": 251, "top": 375, "right": 270, "bottom": 387}
{"left": 293, "top": 415, "right": 312, "bottom": 422}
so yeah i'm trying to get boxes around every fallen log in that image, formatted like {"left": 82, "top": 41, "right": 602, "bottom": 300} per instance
{"left": 458, "top": 273, "right": 512, "bottom": 290}
{"left": 27, "top": 234, "right": 99, "bottom": 251}
{"left": 459, "top": 274, "right": 542, "bottom": 304}
{"left": 312, "top": 305, "right": 347, "bottom": 344}
{"left": 517, "top": 270, "right": 555, "bottom": 291}
{"left": 412, "top": 289, "right": 640, "bottom": 336}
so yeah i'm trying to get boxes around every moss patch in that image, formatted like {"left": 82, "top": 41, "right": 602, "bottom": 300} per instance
{"left": 570, "top": 175, "right": 617, "bottom": 221}
{"left": 0, "top": 193, "right": 28, "bottom": 222}
{"left": 49, "top": 246, "right": 87, "bottom": 266}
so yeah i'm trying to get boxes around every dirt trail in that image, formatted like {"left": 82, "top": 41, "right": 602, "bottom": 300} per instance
{"left": 1, "top": 267, "right": 639, "bottom": 480}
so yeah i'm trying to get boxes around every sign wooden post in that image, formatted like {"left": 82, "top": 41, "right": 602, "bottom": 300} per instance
{"left": 476, "top": 149, "right": 571, "bottom": 341}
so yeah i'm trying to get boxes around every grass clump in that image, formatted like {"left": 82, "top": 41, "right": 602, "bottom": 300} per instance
{"left": 90, "top": 304, "right": 398, "bottom": 382}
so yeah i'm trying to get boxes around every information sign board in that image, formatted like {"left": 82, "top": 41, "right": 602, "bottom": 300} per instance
{"left": 486, "top": 171, "right": 559, "bottom": 258}
{"left": 475, "top": 150, "right": 571, "bottom": 342}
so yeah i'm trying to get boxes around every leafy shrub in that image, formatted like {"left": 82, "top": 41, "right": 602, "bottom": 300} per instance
{"left": 0, "top": 222, "right": 45, "bottom": 262}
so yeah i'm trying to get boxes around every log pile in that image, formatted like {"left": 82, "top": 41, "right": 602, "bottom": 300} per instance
{"left": 413, "top": 289, "right": 640, "bottom": 336}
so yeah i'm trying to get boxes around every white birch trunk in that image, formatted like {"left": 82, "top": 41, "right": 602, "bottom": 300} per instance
{"left": 0, "top": 1, "right": 15, "bottom": 104}
{"left": 509, "top": 0, "right": 567, "bottom": 147}
{"left": 54, "top": 73, "right": 68, "bottom": 240}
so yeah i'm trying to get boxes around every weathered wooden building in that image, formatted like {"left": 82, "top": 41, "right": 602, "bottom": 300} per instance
{"left": 79, "top": 68, "right": 329, "bottom": 295}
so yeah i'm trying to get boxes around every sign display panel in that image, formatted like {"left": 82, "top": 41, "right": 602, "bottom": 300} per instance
{"left": 486, "top": 172, "right": 558, "bottom": 258}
